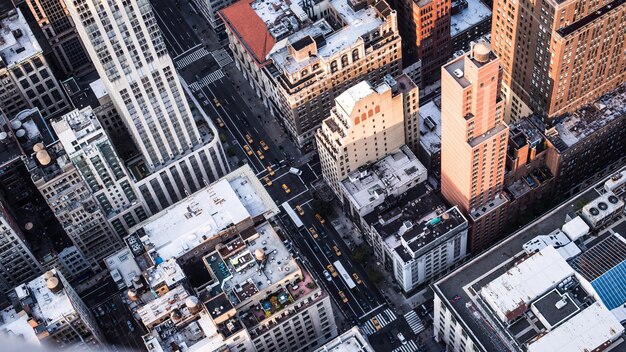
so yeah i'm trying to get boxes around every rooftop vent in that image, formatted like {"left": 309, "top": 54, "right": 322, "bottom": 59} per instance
{"left": 608, "top": 195, "right": 619, "bottom": 204}
{"left": 589, "top": 207, "right": 599, "bottom": 216}
{"left": 598, "top": 202, "right": 608, "bottom": 211}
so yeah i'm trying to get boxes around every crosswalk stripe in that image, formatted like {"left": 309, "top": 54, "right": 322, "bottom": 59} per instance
{"left": 211, "top": 49, "right": 233, "bottom": 68}
{"left": 404, "top": 311, "right": 425, "bottom": 334}
{"left": 176, "top": 48, "right": 211, "bottom": 69}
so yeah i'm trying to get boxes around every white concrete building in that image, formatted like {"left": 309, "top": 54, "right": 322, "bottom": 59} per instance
{"left": 314, "top": 326, "right": 374, "bottom": 352}
{"left": 65, "top": 0, "right": 228, "bottom": 213}
{"left": 0, "top": 8, "right": 69, "bottom": 119}
{"left": 52, "top": 106, "right": 150, "bottom": 237}
{"left": 13, "top": 269, "right": 105, "bottom": 349}
{"left": 111, "top": 166, "right": 336, "bottom": 352}
{"left": 317, "top": 74, "right": 419, "bottom": 196}
{"left": 432, "top": 171, "right": 626, "bottom": 352}
{"left": 390, "top": 206, "right": 468, "bottom": 293}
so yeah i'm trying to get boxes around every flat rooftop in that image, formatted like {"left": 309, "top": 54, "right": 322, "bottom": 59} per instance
{"left": 22, "top": 271, "right": 74, "bottom": 326}
{"left": 0, "top": 9, "right": 41, "bottom": 68}
{"left": 270, "top": 0, "right": 391, "bottom": 74}
{"left": 394, "top": 206, "right": 468, "bottom": 263}
{"left": 208, "top": 222, "right": 300, "bottom": 306}
{"left": 341, "top": 145, "right": 427, "bottom": 212}
{"left": 433, "top": 165, "right": 626, "bottom": 352}
{"left": 450, "top": 0, "right": 491, "bottom": 37}
{"left": 419, "top": 99, "right": 442, "bottom": 154}
{"left": 314, "top": 326, "right": 374, "bottom": 351}
{"left": 129, "top": 166, "right": 277, "bottom": 261}
{"left": 543, "top": 83, "right": 626, "bottom": 152}
{"left": 105, "top": 248, "right": 141, "bottom": 288}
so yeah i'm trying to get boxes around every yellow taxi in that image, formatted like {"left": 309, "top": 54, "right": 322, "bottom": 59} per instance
{"left": 243, "top": 145, "right": 253, "bottom": 155}
{"left": 260, "top": 140, "right": 269, "bottom": 151}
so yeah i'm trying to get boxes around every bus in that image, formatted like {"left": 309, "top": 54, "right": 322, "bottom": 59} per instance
{"left": 282, "top": 202, "right": 304, "bottom": 228}
{"left": 334, "top": 260, "right": 356, "bottom": 289}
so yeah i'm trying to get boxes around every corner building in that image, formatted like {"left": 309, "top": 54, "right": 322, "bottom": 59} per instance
{"left": 221, "top": 0, "right": 402, "bottom": 150}
{"left": 440, "top": 43, "right": 509, "bottom": 252}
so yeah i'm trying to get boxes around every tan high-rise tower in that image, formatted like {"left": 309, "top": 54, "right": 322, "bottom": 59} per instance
{"left": 491, "top": 0, "right": 626, "bottom": 122}
{"left": 441, "top": 43, "right": 509, "bottom": 252}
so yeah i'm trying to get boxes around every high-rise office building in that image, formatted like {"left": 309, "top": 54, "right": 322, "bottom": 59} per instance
{"left": 388, "top": 0, "right": 452, "bottom": 85}
{"left": 221, "top": 0, "right": 402, "bottom": 149}
{"left": 440, "top": 42, "right": 509, "bottom": 252}
{"left": 0, "top": 199, "right": 43, "bottom": 292}
{"left": 65, "top": 0, "right": 228, "bottom": 213}
{"left": 316, "top": 74, "right": 418, "bottom": 196}
{"left": 491, "top": 0, "right": 626, "bottom": 122}
{"left": 0, "top": 7, "right": 70, "bottom": 120}
{"left": 23, "top": 0, "right": 93, "bottom": 77}
{"left": 28, "top": 141, "right": 122, "bottom": 269}
{"left": 52, "top": 106, "right": 150, "bottom": 238}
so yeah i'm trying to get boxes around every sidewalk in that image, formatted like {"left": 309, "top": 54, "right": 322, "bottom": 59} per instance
{"left": 330, "top": 204, "right": 364, "bottom": 249}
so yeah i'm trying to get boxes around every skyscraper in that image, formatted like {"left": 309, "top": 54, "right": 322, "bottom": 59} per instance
{"left": 65, "top": 0, "right": 228, "bottom": 212}
{"left": 52, "top": 106, "right": 150, "bottom": 237}
{"left": 23, "top": 0, "right": 93, "bottom": 77}
{"left": 440, "top": 42, "right": 509, "bottom": 252}
{"left": 388, "top": 0, "right": 452, "bottom": 86}
{"left": 491, "top": 0, "right": 626, "bottom": 122}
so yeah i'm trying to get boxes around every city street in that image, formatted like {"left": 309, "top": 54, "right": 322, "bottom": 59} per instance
{"left": 149, "top": 0, "right": 392, "bottom": 327}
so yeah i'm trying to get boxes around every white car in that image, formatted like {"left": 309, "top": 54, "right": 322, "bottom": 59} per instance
{"left": 323, "top": 270, "right": 332, "bottom": 282}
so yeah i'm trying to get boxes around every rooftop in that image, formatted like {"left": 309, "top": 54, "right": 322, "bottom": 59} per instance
{"left": 0, "top": 9, "right": 41, "bottom": 68}
{"left": 269, "top": 0, "right": 393, "bottom": 74}
{"left": 418, "top": 99, "right": 442, "bottom": 154}
{"left": 341, "top": 145, "right": 427, "bottom": 214}
{"left": 527, "top": 302, "right": 623, "bottom": 352}
{"left": 20, "top": 270, "right": 75, "bottom": 327}
{"left": 433, "top": 165, "right": 626, "bottom": 352}
{"left": 52, "top": 107, "right": 104, "bottom": 154}
{"left": 543, "top": 83, "right": 626, "bottom": 152}
{"left": 556, "top": 0, "right": 625, "bottom": 37}
{"left": 364, "top": 183, "right": 447, "bottom": 244}
{"left": 314, "top": 326, "right": 374, "bottom": 351}
{"left": 206, "top": 222, "right": 300, "bottom": 306}
{"left": 128, "top": 165, "right": 278, "bottom": 261}
{"left": 394, "top": 206, "right": 468, "bottom": 263}
{"left": 105, "top": 248, "right": 141, "bottom": 288}
{"left": 220, "top": 0, "right": 313, "bottom": 65}
{"left": 143, "top": 311, "right": 227, "bottom": 352}
{"left": 450, "top": 0, "right": 491, "bottom": 37}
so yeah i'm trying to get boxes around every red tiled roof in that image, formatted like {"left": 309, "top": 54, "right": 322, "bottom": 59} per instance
{"left": 219, "top": 0, "right": 275, "bottom": 66}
